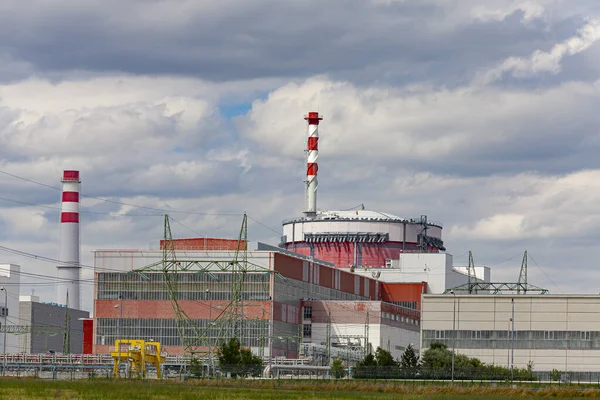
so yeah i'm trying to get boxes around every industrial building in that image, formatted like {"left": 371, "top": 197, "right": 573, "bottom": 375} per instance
{"left": 421, "top": 294, "right": 600, "bottom": 373}
{"left": 91, "top": 241, "right": 421, "bottom": 359}
{"left": 18, "top": 295, "right": 89, "bottom": 354}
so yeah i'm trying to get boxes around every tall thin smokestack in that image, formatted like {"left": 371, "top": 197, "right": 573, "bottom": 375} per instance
{"left": 56, "top": 170, "right": 81, "bottom": 309}
{"left": 304, "top": 111, "right": 322, "bottom": 218}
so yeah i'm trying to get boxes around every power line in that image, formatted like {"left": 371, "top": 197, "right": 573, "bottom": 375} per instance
{"left": 0, "top": 196, "right": 161, "bottom": 217}
{"left": 529, "top": 253, "right": 563, "bottom": 294}
{"left": 0, "top": 169, "right": 241, "bottom": 216}
{"left": 487, "top": 253, "right": 523, "bottom": 267}
{"left": 247, "top": 215, "right": 281, "bottom": 236}
{"left": 168, "top": 216, "right": 206, "bottom": 238}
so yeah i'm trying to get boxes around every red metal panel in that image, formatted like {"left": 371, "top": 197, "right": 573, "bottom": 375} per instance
{"left": 285, "top": 242, "right": 432, "bottom": 270}
{"left": 273, "top": 253, "right": 303, "bottom": 281}
{"left": 82, "top": 319, "right": 93, "bottom": 354}
{"left": 339, "top": 269, "right": 355, "bottom": 294}
{"left": 381, "top": 282, "right": 427, "bottom": 310}
{"left": 319, "top": 264, "right": 333, "bottom": 289}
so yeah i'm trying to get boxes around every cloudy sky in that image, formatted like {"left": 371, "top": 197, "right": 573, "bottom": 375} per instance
{"left": 1, "top": 0, "right": 600, "bottom": 315}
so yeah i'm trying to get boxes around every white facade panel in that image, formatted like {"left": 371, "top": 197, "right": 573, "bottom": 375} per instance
{"left": 282, "top": 218, "right": 442, "bottom": 244}
{"left": 0, "top": 264, "right": 20, "bottom": 354}
{"left": 421, "top": 294, "right": 600, "bottom": 372}
{"left": 349, "top": 253, "right": 491, "bottom": 294}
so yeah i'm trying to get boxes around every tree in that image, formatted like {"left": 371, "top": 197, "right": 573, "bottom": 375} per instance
{"left": 331, "top": 359, "right": 345, "bottom": 379}
{"left": 356, "top": 353, "right": 376, "bottom": 367}
{"left": 399, "top": 344, "right": 419, "bottom": 377}
{"left": 217, "top": 338, "right": 263, "bottom": 378}
{"left": 375, "top": 347, "right": 397, "bottom": 367}
{"left": 188, "top": 356, "right": 204, "bottom": 378}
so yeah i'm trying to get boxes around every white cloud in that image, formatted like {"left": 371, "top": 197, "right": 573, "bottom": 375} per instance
{"left": 477, "top": 18, "right": 600, "bottom": 84}
{"left": 470, "top": 1, "right": 547, "bottom": 23}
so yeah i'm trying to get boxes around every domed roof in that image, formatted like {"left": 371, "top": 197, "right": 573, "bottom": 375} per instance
{"left": 315, "top": 209, "right": 405, "bottom": 221}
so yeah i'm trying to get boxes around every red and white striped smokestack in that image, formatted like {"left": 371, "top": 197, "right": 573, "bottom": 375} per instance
{"left": 304, "top": 112, "right": 322, "bottom": 218}
{"left": 56, "top": 170, "right": 81, "bottom": 309}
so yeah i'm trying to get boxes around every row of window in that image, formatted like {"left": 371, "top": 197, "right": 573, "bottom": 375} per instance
{"left": 382, "top": 312, "right": 419, "bottom": 326}
{"left": 428, "top": 330, "right": 595, "bottom": 341}
{"left": 96, "top": 318, "right": 269, "bottom": 348}
{"left": 423, "top": 330, "right": 600, "bottom": 350}
{"left": 274, "top": 276, "right": 365, "bottom": 305}
{"left": 390, "top": 301, "right": 418, "bottom": 310}
{"left": 97, "top": 272, "right": 270, "bottom": 301}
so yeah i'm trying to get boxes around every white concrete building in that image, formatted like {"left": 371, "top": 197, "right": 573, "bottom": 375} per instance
{"left": 421, "top": 294, "right": 600, "bottom": 373}
{"left": 347, "top": 253, "right": 490, "bottom": 294}
{"left": 0, "top": 264, "right": 20, "bottom": 354}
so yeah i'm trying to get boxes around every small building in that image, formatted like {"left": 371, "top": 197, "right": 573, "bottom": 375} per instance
{"left": 18, "top": 296, "right": 89, "bottom": 354}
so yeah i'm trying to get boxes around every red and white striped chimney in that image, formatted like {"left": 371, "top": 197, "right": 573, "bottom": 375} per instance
{"left": 304, "top": 112, "right": 322, "bottom": 218}
{"left": 56, "top": 170, "right": 81, "bottom": 309}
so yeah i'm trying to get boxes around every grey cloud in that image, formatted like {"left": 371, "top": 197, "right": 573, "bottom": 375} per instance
{"left": 0, "top": 0, "right": 590, "bottom": 84}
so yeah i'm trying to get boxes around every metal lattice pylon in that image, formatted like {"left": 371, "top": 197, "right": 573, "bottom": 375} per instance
{"left": 517, "top": 250, "right": 528, "bottom": 294}
{"left": 62, "top": 291, "right": 71, "bottom": 354}
{"left": 135, "top": 213, "right": 278, "bottom": 356}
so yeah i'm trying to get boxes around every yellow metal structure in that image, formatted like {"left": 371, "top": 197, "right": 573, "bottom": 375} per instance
{"left": 111, "top": 339, "right": 166, "bottom": 378}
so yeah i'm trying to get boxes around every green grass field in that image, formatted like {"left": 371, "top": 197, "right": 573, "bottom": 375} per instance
{"left": 1, "top": 378, "right": 599, "bottom": 399}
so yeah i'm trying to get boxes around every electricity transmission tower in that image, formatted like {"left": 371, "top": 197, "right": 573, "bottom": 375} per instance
{"left": 62, "top": 291, "right": 71, "bottom": 354}
{"left": 517, "top": 250, "right": 528, "bottom": 294}
{"left": 135, "top": 213, "right": 277, "bottom": 356}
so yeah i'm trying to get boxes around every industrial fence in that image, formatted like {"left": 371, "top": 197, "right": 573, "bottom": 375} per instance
{"left": 348, "top": 366, "right": 600, "bottom": 384}
{"left": 350, "top": 366, "right": 535, "bottom": 381}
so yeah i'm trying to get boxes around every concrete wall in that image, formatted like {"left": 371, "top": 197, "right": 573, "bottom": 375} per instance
{"left": 18, "top": 301, "right": 89, "bottom": 354}
{"left": 421, "top": 294, "right": 600, "bottom": 372}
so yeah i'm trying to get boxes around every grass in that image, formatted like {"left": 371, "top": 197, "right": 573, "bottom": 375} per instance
{"left": 1, "top": 378, "right": 600, "bottom": 399}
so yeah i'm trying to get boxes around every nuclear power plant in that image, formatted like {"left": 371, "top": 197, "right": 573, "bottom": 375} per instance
{"left": 0, "top": 111, "right": 598, "bottom": 379}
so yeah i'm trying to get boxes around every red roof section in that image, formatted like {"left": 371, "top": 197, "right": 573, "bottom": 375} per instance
{"left": 159, "top": 238, "right": 246, "bottom": 251}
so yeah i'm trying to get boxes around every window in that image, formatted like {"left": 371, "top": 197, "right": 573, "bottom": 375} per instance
{"left": 544, "top": 331, "right": 554, "bottom": 340}
{"left": 472, "top": 330, "right": 482, "bottom": 339}
{"left": 303, "top": 306, "right": 312, "bottom": 320}
{"left": 581, "top": 331, "right": 591, "bottom": 341}
{"left": 303, "top": 324, "right": 312, "bottom": 338}
{"left": 435, "top": 330, "right": 445, "bottom": 339}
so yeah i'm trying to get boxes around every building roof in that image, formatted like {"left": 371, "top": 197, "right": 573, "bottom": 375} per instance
{"left": 283, "top": 210, "right": 443, "bottom": 227}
